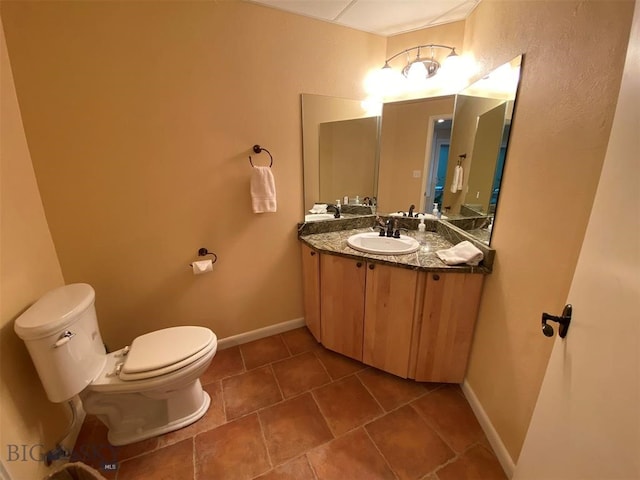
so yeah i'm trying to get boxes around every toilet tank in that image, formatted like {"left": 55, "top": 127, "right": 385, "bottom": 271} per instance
{"left": 14, "top": 283, "right": 107, "bottom": 403}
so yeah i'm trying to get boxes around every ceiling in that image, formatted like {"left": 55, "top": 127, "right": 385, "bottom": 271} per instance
{"left": 248, "top": 0, "right": 480, "bottom": 36}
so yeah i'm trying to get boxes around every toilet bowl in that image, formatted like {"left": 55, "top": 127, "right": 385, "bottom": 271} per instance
{"left": 14, "top": 283, "right": 217, "bottom": 446}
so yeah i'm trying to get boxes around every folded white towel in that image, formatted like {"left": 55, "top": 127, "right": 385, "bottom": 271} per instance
{"left": 309, "top": 204, "right": 328, "bottom": 214}
{"left": 250, "top": 166, "right": 277, "bottom": 213}
{"left": 455, "top": 165, "right": 464, "bottom": 191}
{"left": 436, "top": 240, "right": 484, "bottom": 266}
{"left": 450, "top": 165, "right": 461, "bottom": 193}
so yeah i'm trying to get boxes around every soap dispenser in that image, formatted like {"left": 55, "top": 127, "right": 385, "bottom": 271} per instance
{"left": 432, "top": 203, "right": 439, "bottom": 218}
{"left": 417, "top": 218, "right": 427, "bottom": 246}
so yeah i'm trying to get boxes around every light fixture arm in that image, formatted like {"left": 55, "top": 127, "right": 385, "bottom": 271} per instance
{"left": 384, "top": 44, "right": 456, "bottom": 65}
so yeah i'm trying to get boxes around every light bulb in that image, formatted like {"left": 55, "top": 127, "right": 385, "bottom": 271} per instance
{"left": 364, "top": 64, "right": 404, "bottom": 97}
{"left": 407, "top": 60, "right": 427, "bottom": 81}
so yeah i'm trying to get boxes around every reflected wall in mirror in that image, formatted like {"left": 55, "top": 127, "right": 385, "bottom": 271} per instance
{"left": 442, "top": 55, "right": 522, "bottom": 244}
{"left": 319, "top": 116, "right": 379, "bottom": 206}
{"left": 301, "top": 94, "right": 380, "bottom": 215}
{"left": 377, "top": 95, "right": 455, "bottom": 214}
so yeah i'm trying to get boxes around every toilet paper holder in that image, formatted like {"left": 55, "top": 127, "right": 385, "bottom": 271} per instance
{"left": 189, "top": 247, "right": 218, "bottom": 267}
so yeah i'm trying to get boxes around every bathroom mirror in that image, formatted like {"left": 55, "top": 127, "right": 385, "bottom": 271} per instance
{"left": 301, "top": 55, "right": 522, "bottom": 245}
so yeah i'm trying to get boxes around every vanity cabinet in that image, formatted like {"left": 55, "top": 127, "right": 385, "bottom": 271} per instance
{"left": 301, "top": 245, "right": 485, "bottom": 383}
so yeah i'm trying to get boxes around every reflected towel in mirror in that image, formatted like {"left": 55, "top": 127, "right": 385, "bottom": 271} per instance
{"left": 309, "top": 204, "right": 328, "bottom": 214}
{"left": 450, "top": 165, "right": 463, "bottom": 193}
{"left": 436, "top": 240, "right": 483, "bottom": 266}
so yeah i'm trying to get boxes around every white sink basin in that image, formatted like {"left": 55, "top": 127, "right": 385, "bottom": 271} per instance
{"left": 305, "top": 213, "right": 339, "bottom": 222}
{"left": 347, "top": 232, "right": 420, "bottom": 255}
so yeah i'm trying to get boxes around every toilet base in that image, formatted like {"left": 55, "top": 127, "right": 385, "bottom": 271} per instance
{"left": 81, "top": 379, "right": 211, "bottom": 446}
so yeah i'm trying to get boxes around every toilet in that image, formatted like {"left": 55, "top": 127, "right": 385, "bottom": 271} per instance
{"left": 14, "top": 283, "right": 217, "bottom": 446}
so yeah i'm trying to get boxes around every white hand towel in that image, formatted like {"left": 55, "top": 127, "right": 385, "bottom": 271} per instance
{"left": 309, "top": 204, "right": 328, "bottom": 214}
{"left": 450, "top": 165, "right": 461, "bottom": 193}
{"left": 251, "top": 166, "right": 277, "bottom": 213}
{"left": 456, "top": 165, "right": 464, "bottom": 191}
{"left": 436, "top": 240, "right": 484, "bottom": 266}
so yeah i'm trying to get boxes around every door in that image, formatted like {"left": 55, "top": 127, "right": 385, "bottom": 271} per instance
{"left": 514, "top": 6, "right": 639, "bottom": 478}
{"left": 320, "top": 254, "right": 366, "bottom": 361}
{"left": 414, "top": 272, "right": 484, "bottom": 383}
{"left": 363, "top": 262, "right": 418, "bottom": 378}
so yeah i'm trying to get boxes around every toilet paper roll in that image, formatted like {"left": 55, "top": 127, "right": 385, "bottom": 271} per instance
{"left": 192, "top": 259, "right": 213, "bottom": 275}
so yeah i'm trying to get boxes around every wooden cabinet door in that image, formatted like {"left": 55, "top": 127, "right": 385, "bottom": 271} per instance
{"left": 300, "top": 243, "right": 321, "bottom": 342}
{"left": 363, "top": 263, "right": 419, "bottom": 378}
{"left": 414, "top": 272, "right": 484, "bottom": 382}
{"left": 320, "top": 254, "right": 366, "bottom": 361}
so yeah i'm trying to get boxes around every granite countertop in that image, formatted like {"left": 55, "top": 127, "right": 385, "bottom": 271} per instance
{"left": 299, "top": 227, "right": 492, "bottom": 274}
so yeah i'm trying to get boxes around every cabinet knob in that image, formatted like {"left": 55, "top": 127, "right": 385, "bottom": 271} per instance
{"left": 356, "top": 262, "right": 363, "bottom": 268}
{"left": 310, "top": 251, "right": 316, "bottom": 256}
{"left": 369, "top": 264, "right": 375, "bottom": 270}
{"left": 432, "top": 274, "right": 440, "bottom": 281}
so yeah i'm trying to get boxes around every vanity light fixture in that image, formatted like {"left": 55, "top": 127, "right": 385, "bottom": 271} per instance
{"left": 365, "top": 44, "right": 467, "bottom": 98}
{"left": 383, "top": 44, "right": 461, "bottom": 81}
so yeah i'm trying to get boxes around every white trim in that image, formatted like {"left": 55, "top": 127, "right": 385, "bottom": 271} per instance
{"left": 461, "top": 379, "right": 516, "bottom": 478}
{"left": 216, "top": 318, "right": 306, "bottom": 350}
{"left": 421, "top": 113, "right": 453, "bottom": 211}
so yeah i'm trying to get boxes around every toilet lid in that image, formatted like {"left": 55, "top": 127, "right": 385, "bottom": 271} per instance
{"left": 121, "top": 326, "right": 215, "bottom": 379}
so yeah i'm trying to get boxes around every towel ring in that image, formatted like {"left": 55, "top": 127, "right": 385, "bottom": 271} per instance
{"left": 248, "top": 145, "right": 273, "bottom": 168}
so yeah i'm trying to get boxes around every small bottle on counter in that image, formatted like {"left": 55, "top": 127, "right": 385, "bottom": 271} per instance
{"left": 343, "top": 195, "right": 349, "bottom": 205}
{"left": 417, "top": 218, "right": 427, "bottom": 246}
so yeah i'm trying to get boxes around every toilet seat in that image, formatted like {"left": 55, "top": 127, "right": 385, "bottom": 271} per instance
{"left": 120, "top": 326, "right": 215, "bottom": 381}
{"left": 87, "top": 327, "right": 217, "bottom": 394}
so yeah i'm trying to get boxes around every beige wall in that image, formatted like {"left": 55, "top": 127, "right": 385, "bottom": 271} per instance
{"left": 462, "top": 0, "right": 634, "bottom": 463}
{"left": 387, "top": 20, "right": 465, "bottom": 57}
{"left": 1, "top": 1, "right": 386, "bottom": 349}
{"left": 0, "top": 19, "right": 69, "bottom": 480}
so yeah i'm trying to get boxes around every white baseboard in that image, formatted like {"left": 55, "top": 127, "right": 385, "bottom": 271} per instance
{"left": 461, "top": 379, "right": 516, "bottom": 478}
{"left": 217, "top": 317, "right": 306, "bottom": 350}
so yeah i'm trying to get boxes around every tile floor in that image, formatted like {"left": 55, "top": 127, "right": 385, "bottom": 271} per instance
{"left": 71, "top": 327, "right": 507, "bottom": 480}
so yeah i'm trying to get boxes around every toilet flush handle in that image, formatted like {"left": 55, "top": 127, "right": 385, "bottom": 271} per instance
{"left": 53, "top": 330, "right": 75, "bottom": 348}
